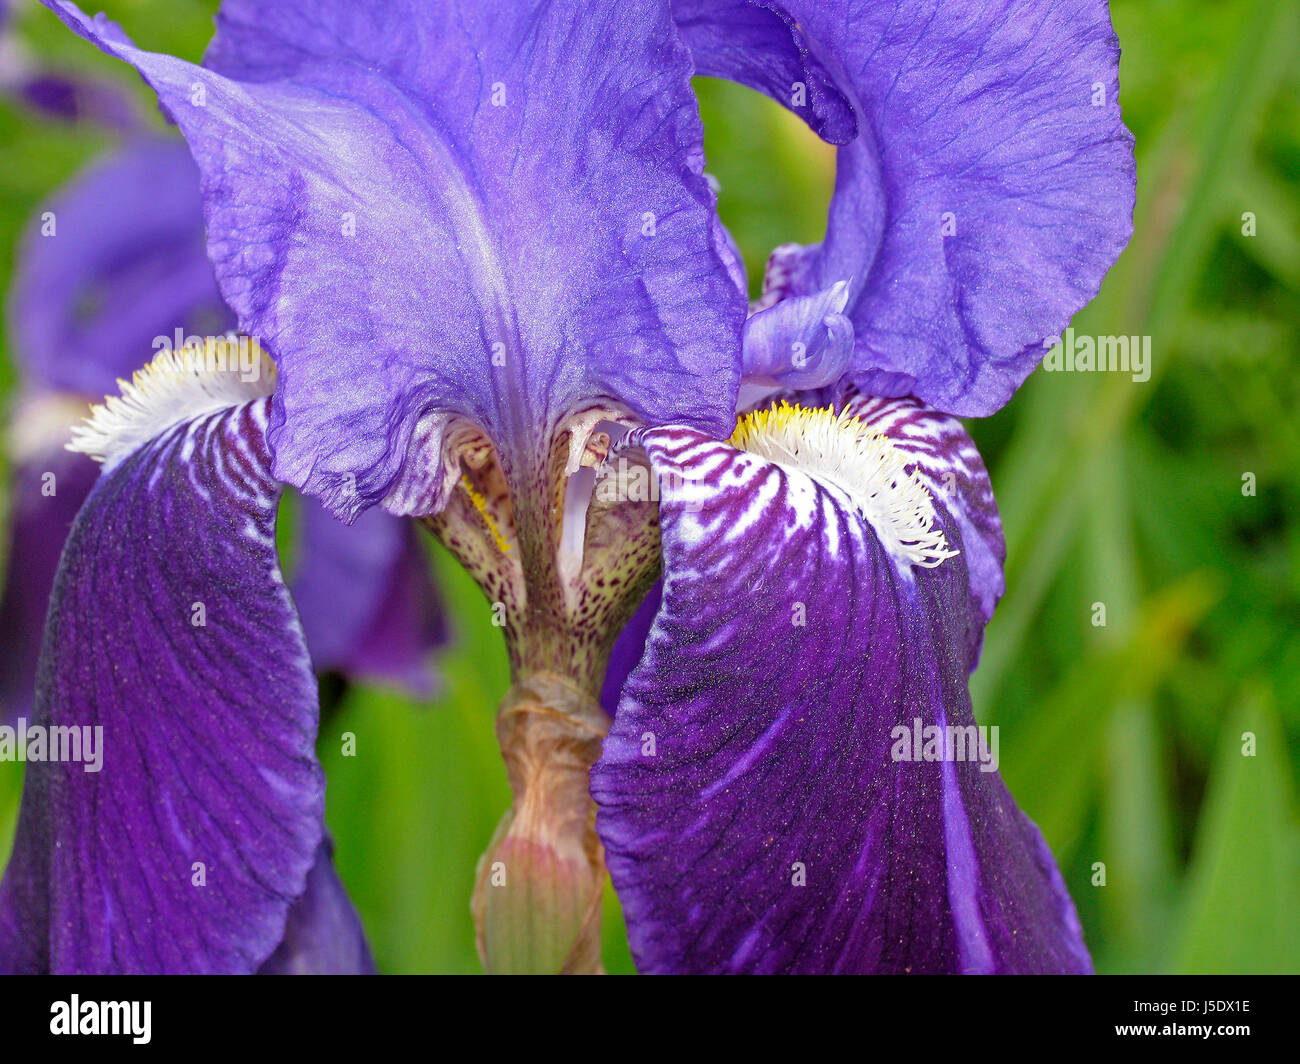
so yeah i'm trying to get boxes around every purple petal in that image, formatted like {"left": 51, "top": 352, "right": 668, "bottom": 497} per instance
{"left": 45, "top": 0, "right": 745, "bottom": 520}
{"left": 0, "top": 431, "right": 98, "bottom": 725}
{"left": 0, "top": 396, "right": 324, "bottom": 974}
{"left": 741, "top": 280, "right": 854, "bottom": 390}
{"left": 591, "top": 405, "right": 1084, "bottom": 973}
{"left": 8, "top": 135, "right": 233, "bottom": 396}
{"left": 708, "top": 0, "right": 1136, "bottom": 416}
{"left": 258, "top": 839, "right": 376, "bottom": 975}
{"left": 599, "top": 579, "right": 662, "bottom": 717}
{"left": 292, "top": 503, "right": 446, "bottom": 695}
{"left": 673, "top": 0, "right": 857, "bottom": 144}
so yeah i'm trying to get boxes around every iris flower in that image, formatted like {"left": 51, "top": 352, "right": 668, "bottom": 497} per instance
{"left": 1, "top": 0, "right": 1133, "bottom": 974}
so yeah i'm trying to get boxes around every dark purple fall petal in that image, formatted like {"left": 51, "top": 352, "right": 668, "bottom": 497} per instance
{"left": 680, "top": 0, "right": 1136, "bottom": 416}
{"left": 0, "top": 397, "right": 326, "bottom": 974}
{"left": 258, "top": 839, "right": 377, "bottom": 975}
{"left": 592, "top": 409, "right": 1084, "bottom": 973}
{"left": 45, "top": 0, "right": 745, "bottom": 520}
{"left": 8, "top": 136, "right": 233, "bottom": 396}
{"left": 292, "top": 503, "right": 446, "bottom": 694}
{"left": 0, "top": 436, "right": 447, "bottom": 718}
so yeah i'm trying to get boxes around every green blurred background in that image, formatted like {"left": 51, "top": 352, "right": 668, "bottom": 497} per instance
{"left": 1, "top": 0, "right": 1296, "bottom": 974}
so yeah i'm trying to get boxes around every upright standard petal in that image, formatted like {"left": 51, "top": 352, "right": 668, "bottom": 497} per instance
{"left": 679, "top": 0, "right": 1136, "bottom": 416}
{"left": 8, "top": 136, "right": 233, "bottom": 396}
{"left": 0, "top": 353, "right": 325, "bottom": 974}
{"left": 592, "top": 399, "right": 1086, "bottom": 973}
{"left": 45, "top": 0, "right": 745, "bottom": 519}
{"left": 672, "top": 0, "right": 856, "bottom": 144}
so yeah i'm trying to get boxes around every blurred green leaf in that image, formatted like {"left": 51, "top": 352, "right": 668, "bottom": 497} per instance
{"left": 1171, "top": 689, "right": 1300, "bottom": 973}
{"left": 601, "top": 876, "right": 636, "bottom": 975}
{"left": 1001, "top": 574, "right": 1217, "bottom": 863}
{"left": 0, "top": 762, "right": 21, "bottom": 868}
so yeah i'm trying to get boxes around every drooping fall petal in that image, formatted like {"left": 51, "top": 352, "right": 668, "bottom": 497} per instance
{"left": 0, "top": 357, "right": 329, "bottom": 973}
{"left": 593, "top": 398, "right": 1083, "bottom": 973}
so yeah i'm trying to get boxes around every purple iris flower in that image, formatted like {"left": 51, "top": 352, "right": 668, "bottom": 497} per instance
{"left": 2, "top": 0, "right": 1133, "bottom": 974}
